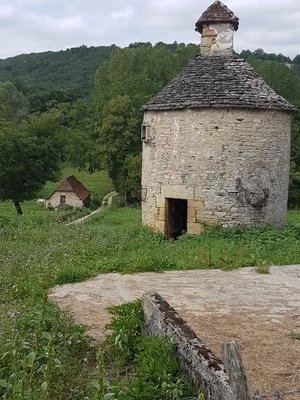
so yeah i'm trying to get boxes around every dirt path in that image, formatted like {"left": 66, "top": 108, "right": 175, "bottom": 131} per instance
{"left": 49, "top": 266, "right": 300, "bottom": 399}
{"left": 67, "top": 191, "right": 118, "bottom": 225}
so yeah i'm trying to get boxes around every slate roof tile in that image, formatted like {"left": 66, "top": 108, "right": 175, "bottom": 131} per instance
{"left": 143, "top": 56, "right": 296, "bottom": 112}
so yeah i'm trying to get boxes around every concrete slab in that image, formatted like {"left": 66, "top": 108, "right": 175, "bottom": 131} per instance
{"left": 49, "top": 266, "right": 300, "bottom": 399}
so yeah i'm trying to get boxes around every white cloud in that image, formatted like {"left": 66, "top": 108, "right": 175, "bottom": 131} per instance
{"left": 0, "top": 5, "right": 14, "bottom": 18}
{"left": 111, "top": 6, "right": 135, "bottom": 20}
{"left": 0, "top": 0, "right": 299, "bottom": 59}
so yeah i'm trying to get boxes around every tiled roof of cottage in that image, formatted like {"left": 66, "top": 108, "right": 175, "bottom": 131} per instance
{"left": 47, "top": 175, "right": 90, "bottom": 200}
{"left": 143, "top": 56, "right": 296, "bottom": 112}
{"left": 195, "top": 1, "right": 239, "bottom": 33}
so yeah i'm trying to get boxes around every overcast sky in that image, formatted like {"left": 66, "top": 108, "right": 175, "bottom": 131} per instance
{"left": 0, "top": 0, "right": 299, "bottom": 60}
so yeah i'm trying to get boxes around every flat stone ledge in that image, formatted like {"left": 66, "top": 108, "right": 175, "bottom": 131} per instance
{"left": 142, "top": 293, "right": 234, "bottom": 400}
{"left": 142, "top": 293, "right": 264, "bottom": 400}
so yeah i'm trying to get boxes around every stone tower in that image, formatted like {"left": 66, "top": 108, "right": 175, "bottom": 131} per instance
{"left": 141, "top": 1, "right": 295, "bottom": 237}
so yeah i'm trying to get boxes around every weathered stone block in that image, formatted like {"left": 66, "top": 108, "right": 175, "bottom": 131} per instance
{"left": 202, "top": 26, "right": 217, "bottom": 37}
{"left": 155, "top": 220, "right": 165, "bottom": 233}
{"left": 201, "top": 36, "right": 213, "bottom": 47}
{"left": 200, "top": 213, "right": 219, "bottom": 225}
{"left": 188, "top": 206, "right": 196, "bottom": 223}
{"left": 206, "top": 217, "right": 219, "bottom": 226}
{"left": 187, "top": 222, "right": 204, "bottom": 235}
{"left": 188, "top": 199, "right": 205, "bottom": 209}
{"left": 158, "top": 207, "right": 165, "bottom": 221}
{"left": 155, "top": 196, "right": 165, "bottom": 208}
{"left": 161, "top": 185, "right": 194, "bottom": 199}
{"left": 195, "top": 209, "right": 202, "bottom": 223}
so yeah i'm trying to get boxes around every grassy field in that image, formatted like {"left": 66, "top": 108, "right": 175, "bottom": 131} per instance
{"left": 287, "top": 210, "right": 300, "bottom": 225}
{"left": 0, "top": 165, "right": 113, "bottom": 219}
{"left": 0, "top": 166, "right": 114, "bottom": 400}
{"left": 1, "top": 206, "right": 300, "bottom": 399}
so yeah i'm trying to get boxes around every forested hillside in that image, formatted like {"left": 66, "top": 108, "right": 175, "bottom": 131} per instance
{"left": 0, "top": 42, "right": 299, "bottom": 207}
{"left": 240, "top": 49, "right": 300, "bottom": 78}
{"left": 0, "top": 45, "right": 115, "bottom": 112}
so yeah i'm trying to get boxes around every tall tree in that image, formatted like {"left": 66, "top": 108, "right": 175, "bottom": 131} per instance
{"left": 0, "top": 81, "right": 28, "bottom": 123}
{"left": 97, "top": 95, "right": 141, "bottom": 200}
{"left": 0, "top": 116, "right": 61, "bottom": 214}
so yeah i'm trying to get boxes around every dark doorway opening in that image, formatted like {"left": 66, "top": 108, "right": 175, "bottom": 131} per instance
{"left": 166, "top": 198, "right": 188, "bottom": 238}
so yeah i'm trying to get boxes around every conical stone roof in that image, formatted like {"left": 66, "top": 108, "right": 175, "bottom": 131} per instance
{"left": 195, "top": 0, "right": 239, "bottom": 33}
{"left": 143, "top": 55, "right": 296, "bottom": 112}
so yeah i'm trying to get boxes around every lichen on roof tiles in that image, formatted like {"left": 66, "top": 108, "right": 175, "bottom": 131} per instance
{"left": 143, "top": 56, "right": 296, "bottom": 112}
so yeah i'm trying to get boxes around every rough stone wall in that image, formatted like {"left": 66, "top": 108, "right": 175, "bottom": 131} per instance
{"left": 201, "top": 23, "right": 234, "bottom": 55}
{"left": 46, "top": 191, "right": 83, "bottom": 208}
{"left": 141, "top": 108, "right": 291, "bottom": 233}
{"left": 142, "top": 293, "right": 235, "bottom": 400}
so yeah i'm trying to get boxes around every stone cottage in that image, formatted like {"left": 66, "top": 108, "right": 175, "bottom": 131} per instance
{"left": 141, "top": 0, "right": 296, "bottom": 237}
{"left": 46, "top": 175, "right": 91, "bottom": 209}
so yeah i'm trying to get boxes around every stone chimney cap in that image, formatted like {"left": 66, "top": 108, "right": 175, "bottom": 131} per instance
{"left": 195, "top": 1, "right": 239, "bottom": 33}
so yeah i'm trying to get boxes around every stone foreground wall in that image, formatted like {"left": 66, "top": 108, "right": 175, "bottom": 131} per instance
{"left": 142, "top": 108, "right": 291, "bottom": 233}
{"left": 142, "top": 293, "right": 235, "bottom": 400}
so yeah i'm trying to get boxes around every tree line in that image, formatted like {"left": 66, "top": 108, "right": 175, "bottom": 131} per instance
{"left": 0, "top": 43, "right": 299, "bottom": 213}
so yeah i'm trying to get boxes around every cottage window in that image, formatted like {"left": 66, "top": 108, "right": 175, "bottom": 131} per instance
{"left": 60, "top": 195, "right": 66, "bottom": 205}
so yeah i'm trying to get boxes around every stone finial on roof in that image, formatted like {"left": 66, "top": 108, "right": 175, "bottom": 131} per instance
{"left": 195, "top": 1, "right": 239, "bottom": 56}
{"left": 195, "top": 1, "right": 239, "bottom": 33}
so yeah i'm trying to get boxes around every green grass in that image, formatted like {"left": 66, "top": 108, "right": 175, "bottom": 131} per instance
{"left": 1, "top": 207, "right": 300, "bottom": 399}
{"left": 0, "top": 164, "right": 113, "bottom": 218}
{"left": 287, "top": 210, "right": 300, "bottom": 226}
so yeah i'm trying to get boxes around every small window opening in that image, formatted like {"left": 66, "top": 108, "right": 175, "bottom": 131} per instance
{"left": 166, "top": 198, "right": 187, "bottom": 239}
{"left": 60, "top": 195, "right": 66, "bottom": 205}
{"left": 141, "top": 123, "right": 150, "bottom": 142}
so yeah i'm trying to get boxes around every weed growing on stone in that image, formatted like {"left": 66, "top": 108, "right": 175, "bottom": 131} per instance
{"left": 105, "top": 300, "right": 144, "bottom": 362}
{"left": 255, "top": 264, "right": 271, "bottom": 274}
{"left": 289, "top": 331, "right": 300, "bottom": 340}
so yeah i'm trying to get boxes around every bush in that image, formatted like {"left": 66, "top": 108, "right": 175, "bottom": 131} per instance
{"left": 89, "top": 195, "right": 103, "bottom": 210}
{"left": 111, "top": 194, "right": 126, "bottom": 208}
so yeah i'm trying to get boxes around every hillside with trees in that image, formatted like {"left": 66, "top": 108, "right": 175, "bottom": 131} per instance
{"left": 0, "top": 43, "right": 299, "bottom": 209}
{"left": 0, "top": 45, "right": 115, "bottom": 112}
